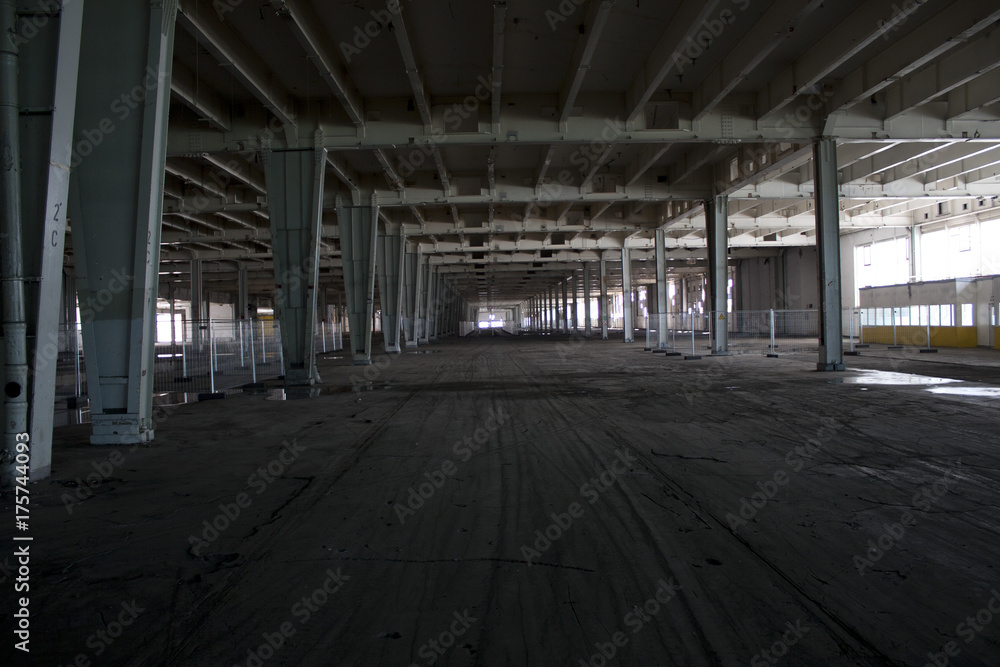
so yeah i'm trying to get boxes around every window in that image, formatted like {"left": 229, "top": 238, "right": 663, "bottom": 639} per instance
{"left": 941, "top": 305, "right": 954, "bottom": 326}
{"left": 962, "top": 303, "right": 974, "bottom": 326}
{"left": 156, "top": 313, "right": 183, "bottom": 343}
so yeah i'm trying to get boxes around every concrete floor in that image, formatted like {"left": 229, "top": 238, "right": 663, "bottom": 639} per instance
{"left": 3, "top": 334, "right": 999, "bottom": 666}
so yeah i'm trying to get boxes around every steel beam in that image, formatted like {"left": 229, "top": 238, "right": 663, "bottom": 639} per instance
{"left": 266, "top": 149, "right": 327, "bottom": 383}
{"left": 417, "top": 254, "right": 429, "bottom": 344}
{"left": 402, "top": 249, "right": 418, "bottom": 347}
{"left": 600, "top": 256, "right": 608, "bottom": 340}
{"left": 69, "top": 0, "right": 176, "bottom": 445}
{"left": 621, "top": 249, "right": 633, "bottom": 343}
{"left": 338, "top": 197, "right": 379, "bottom": 365}
{"left": 559, "top": 0, "right": 615, "bottom": 130}
{"left": 561, "top": 279, "right": 569, "bottom": 332}
{"left": 706, "top": 196, "right": 729, "bottom": 354}
{"left": 376, "top": 224, "right": 405, "bottom": 352}
{"left": 813, "top": 138, "right": 845, "bottom": 371}
{"left": 15, "top": 0, "right": 84, "bottom": 479}
{"left": 654, "top": 228, "right": 668, "bottom": 348}
{"left": 571, "top": 273, "right": 578, "bottom": 332}
{"left": 190, "top": 259, "right": 203, "bottom": 348}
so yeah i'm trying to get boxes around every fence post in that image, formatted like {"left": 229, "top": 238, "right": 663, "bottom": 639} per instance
{"left": 73, "top": 324, "right": 82, "bottom": 397}
{"left": 892, "top": 308, "right": 897, "bottom": 346}
{"left": 321, "top": 321, "right": 327, "bottom": 353}
{"left": 849, "top": 309, "right": 856, "bottom": 353}
{"left": 238, "top": 319, "right": 245, "bottom": 366}
{"left": 277, "top": 324, "right": 284, "bottom": 370}
{"left": 181, "top": 322, "right": 188, "bottom": 379}
{"left": 690, "top": 311, "right": 695, "bottom": 355}
{"left": 209, "top": 319, "right": 216, "bottom": 394}
{"left": 769, "top": 309, "right": 776, "bottom": 355}
{"left": 248, "top": 320, "right": 257, "bottom": 383}
{"left": 926, "top": 320, "right": 931, "bottom": 349}
{"left": 260, "top": 321, "right": 266, "bottom": 362}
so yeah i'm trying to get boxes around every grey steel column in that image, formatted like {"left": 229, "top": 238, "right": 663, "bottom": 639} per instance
{"left": 376, "top": 224, "right": 405, "bottom": 353}
{"left": 706, "top": 195, "right": 729, "bottom": 354}
{"left": 337, "top": 196, "right": 379, "bottom": 366}
{"left": 237, "top": 266, "right": 249, "bottom": 321}
{"left": 814, "top": 138, "right": 846, "bottom": 371}
{"left": 403, "top": 249, "right": 418, "bottom": 347}
{"left": 655, "top": 228, "right": 668, "bottom": 348}
{"left": 427, "top": 266, "right": 438, "bottom": 341}
{"left": 416, "top": 251, "right": 428, "bottom": 344}
{"left": 600, "top": 256, "right": 608, "bottom": 340}
{"left": 548, "top": 286, "right": 554, "bottom": 332}
{"left": 266, "top": 149, "right": 327, "bottom": 382}
{"left": 541, "top": 290, "right": 547, "bottom": 331}
{"left": 583, "top": 263, "right": 592, "bottom": 337}
{"left": 622, "top": 249, "right": 634, "bottom": 343}
{"left": 190, "top": 259, "right": 203, "bottom": 348}
{"left": 1, "top": 0, "right": 28, "bottom": 482}
{"left": 15, "top": 0, "right": 85, "bottom": 480}
{"left": 561, "top": 279, "right": 569, "bottom": 333}
{"left": 571, "top": 273, "right": 578, "bottom": 332}
{"left": 419, "top": 258, "right": 431, "bottom": 344}
{"left": 544, "top": 291, "right": 548, "bottom": 331}
{"left": 68, "top": 0, "right": 176, "bottom": 445}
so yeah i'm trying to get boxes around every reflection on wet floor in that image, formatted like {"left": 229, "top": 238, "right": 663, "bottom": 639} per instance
{"left": 927, "top": 386, "right": 1000, "bottom": 398}
{"left": 841, "top": 370, "right": 960, "bottom": 386}
{"left": 265, "top": 382, "right": 392, "bottom": 400}
{"left": 53, "top": 392, "right": 204, "bottom": 427}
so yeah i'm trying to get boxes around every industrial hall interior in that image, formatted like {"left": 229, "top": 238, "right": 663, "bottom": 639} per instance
{"left": 3, "top": 0, "right": 1000, "bottom": 665}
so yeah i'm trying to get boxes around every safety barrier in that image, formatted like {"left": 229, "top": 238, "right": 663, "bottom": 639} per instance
{"left": 648, "top": 310, "right": 821, "bottom": 356}
{"left": 314, "top": 320, "right": 344, "bottom": 354}
{"left": 153, "top": 319, "right": 284, "bottom": 394}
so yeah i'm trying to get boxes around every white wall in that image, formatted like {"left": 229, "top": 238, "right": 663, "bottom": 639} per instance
{"left": 735, "top": 247, "right": 819, "bottom": 311}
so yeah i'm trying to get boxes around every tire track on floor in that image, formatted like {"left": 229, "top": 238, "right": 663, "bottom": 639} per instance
{"left": 142, "top": 351, "right": 474, "bottom": 666}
